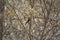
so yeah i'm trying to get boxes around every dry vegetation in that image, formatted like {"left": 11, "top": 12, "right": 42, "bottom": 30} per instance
{"left": 2, "top": 0, "right": 60, "bottom": 40}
